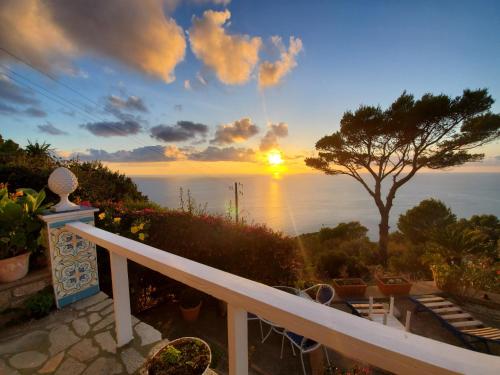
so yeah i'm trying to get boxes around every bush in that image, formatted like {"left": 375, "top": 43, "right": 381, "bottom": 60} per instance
{"left": 319, "top": 222, "right": 368, "bottom": 243}
{"left": 95, "top": 203, "right": 302, "bottom": 313}
{"left": 317, "top": 251, "right": 370, "bottom": 280}
{"left": 24, "top": 288, "right": 54, "bottom": 319}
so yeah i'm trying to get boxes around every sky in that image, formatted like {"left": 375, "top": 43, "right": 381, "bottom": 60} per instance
{"left": 1, "top": 0, "right": 499, "bottom": 175}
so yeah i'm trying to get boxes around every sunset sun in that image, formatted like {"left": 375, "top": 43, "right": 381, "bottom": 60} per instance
{"left": 267, "top": 150, "right": 284, "bottom": 166}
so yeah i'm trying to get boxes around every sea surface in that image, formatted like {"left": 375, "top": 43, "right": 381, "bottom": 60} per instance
{"left": 131, "top": 173, "right": 500, "bottom": 239}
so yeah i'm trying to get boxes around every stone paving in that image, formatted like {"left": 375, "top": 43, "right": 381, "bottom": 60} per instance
{"left": 0, "top": 292, "right": 164, "bottom": 375}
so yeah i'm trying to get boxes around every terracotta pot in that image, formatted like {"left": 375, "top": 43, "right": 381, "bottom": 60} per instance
{"left": 375, "top": 275, "right": 412, "bottom": 296}
{"left": 180, "top": 301, "right": 202, "bottom": 322}
{"left": 0, "top": 252, "right": 30, "bottom": 283}
{"left": 332, "top": 278, "right": 367, "bottom": 298}
{"left": 141, "top": 337, "right": 212, "bottom": 375}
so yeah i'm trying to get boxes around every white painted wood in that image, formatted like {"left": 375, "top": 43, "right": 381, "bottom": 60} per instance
{"left": 405, "top": 311, "right": 412, "bottom": 332}
{"left": 227, "top": 304, "right": 248, "bottom": 375}
{"left": 389, "top": 296, "right": 394, "bottom": 316}
{"left": 451, "top": 320, "right": 482, "bottom": 328}
{"left": 66, "top": 222, "right": 500, "bottom": 375}
{"left": 441, "top": 313, "right": 473, "bottom": 320}
{"left": 109, "top": 252, "right": 133, "bottom": 347}
{"left": 424, "top": 301, "right": 455, "bottom": 308}
{"left": 433, "top": 307, "right": 462, "bottom": 314}
{"left": 417, "top": 297, "right": 444, "bottom": 303}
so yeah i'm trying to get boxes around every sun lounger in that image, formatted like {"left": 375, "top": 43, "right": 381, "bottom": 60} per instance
{"left": 346, "top": 297, "right": 409, "bottom": 331}
{"left": 411, "top": 294, "right": 500, "bottom": 353}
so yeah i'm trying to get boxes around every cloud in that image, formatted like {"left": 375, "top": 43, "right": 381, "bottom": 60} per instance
{"left": 106, "top": 95, "right": 148, "bottom": 112}
{"left": 24, "top": 107, "right": 47, "bottom": 117}
{"left": 80, "top": 120, "right": 142, "bottom": 137}
{"left": 189, "top": 146, "right": 255, "bottom": 161}
{"left": 0, "top": 74, "right": 38, "bottom": 105}
{"left": 210, "top": 118, "right": 259, "bottom": 145}
{"left": 72, "top": 145, "right": 186, "bottom": 162}
{"left": 0, "top": 74, "right": 46, "bottom": 117}
{"left": 150, "top": 121, "right": 209, "bottom": 142}
{"left": 259, "top": 122, "right": 288, "bottom": 151}
{"left": 174, "top": 104, "right": 183, "bottom": 111}
{"left": 38, "top": 123, "right": 68, "bottom": 135}
{"left": 258, "top": 36, "right": 303, "bottom": 88}
{"left": 0, "top": 0, "right": 186, "bottom": 82}
{"left": 189, "top": 10, "right": 261, "bottom": 85}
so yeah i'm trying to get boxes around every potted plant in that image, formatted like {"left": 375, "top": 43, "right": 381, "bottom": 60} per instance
{"left": 375, "top": 275, "right": 412, "bottom": 296}
{"left": 141, "top": 337, "right": 211, "bottom": 375}
{"left": 332, "top": 278, "right": 367, "bottom": 298}
{"left": 179, "top": 288, "right": 203, "bottom": 322}
{"left": 0, "top": 186, "right": 48, "bottom": 283}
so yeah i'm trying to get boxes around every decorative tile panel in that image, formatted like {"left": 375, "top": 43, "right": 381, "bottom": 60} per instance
{"left": 40, "top": 208, "right": 100, "bottom": 308}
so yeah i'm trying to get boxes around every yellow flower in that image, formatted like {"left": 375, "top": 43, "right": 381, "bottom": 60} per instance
{"left": 98, "top": 212, "right": 106, "bottom": 220}
{"left": 131, "top": 226, "right": 139, "bottom": 234}
{"left": 138, "top": 233, "right": 145, "bottom": 241}
{"left": 138, "top": 223, "right": 145, "bottom": 230}
{"left": 113, "top": 217, "right": 121, "bottom": 224}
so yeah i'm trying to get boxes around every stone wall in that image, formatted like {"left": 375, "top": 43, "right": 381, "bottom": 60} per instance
{"left": 0, "top": 268, "right": 52, "bottom": 312}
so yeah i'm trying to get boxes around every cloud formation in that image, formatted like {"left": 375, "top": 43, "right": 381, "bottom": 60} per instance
{"left": 0, "top": 0, "right": 186, "bottom": 82}
{"left": 150, "top": 121, "right": 209, "bottom": 142}
{"left": 258, "top": 36, "right": 303, "bottom": 88}
{"left": 189, "top": 10, "right": 261, "bottom": 85}
{"left": 70, "top": 144, "right": 256, "bottom": 163}
{"left": 210, "top": 118, "right": 259, "bottom": 145}
{"left": 106, "top": 95, "right": 148, "bottom": 112}
{"left": 72, "top": 145, "right": 186, "bottom": 162}
{"left": 80, "top": 120, "right": 142, "bottom": 137}
{"left": 0, "top": 74, "right": 46, "bottom": 117}
{"left": 38, "top": 123, "right": 68, "bottom": 135}
{"left": 259, "top": 122, "right": 288, "bottom": 151}
{"left": 189, "top": 146, "right": 255, "bottom": 161}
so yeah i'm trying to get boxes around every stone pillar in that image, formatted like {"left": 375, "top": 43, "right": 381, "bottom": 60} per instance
{"left": 39, "top": 207, "right": 100, "bottom": 308}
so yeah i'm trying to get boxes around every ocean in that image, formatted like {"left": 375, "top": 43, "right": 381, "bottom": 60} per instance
{"left": 131, "top": 173, "right": 500, "bottom": 239}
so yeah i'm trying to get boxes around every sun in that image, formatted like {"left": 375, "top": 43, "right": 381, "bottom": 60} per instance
{"left": 267, "top": 150, "right": 284, "bottom": 166}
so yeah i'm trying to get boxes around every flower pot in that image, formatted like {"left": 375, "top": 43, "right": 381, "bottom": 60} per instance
{"left": 0, "top": 252, "right": 30, "bottom": 283}
{"left": 375, "top": 275, "right": 412, "bottom": 296}
{"left": 141, "top": 337, "right": 211, "bottom": 375}
{"left": 180, "top": 301, "right": 202, "bottom": 322}
{"left": 332, "top": 278, "right": 367, "bottom": 298}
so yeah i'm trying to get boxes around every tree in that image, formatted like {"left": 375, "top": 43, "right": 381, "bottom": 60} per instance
{"left": 306, "top": 89, "right": 500, "bottom": 264}
{"left": 398, "top": 199, "right": 456, "bottom": 244}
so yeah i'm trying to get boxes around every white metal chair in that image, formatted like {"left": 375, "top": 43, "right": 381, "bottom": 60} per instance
{"left": 281, "top": 330, "right": 331, "bottom": 375}
{"left": 302, "top": 283, "right": 335, "bottom": 305}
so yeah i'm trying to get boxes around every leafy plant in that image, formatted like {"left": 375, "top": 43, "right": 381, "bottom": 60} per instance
{"left": 0, "top": 185, "right": 49, "bottom": 260}
{"left": 24, "top": 288, "right": 54, "bottom": 319}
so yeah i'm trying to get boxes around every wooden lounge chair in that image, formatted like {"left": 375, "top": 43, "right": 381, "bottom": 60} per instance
{"left": 346, "top": 297, "right": 409, "bottom": 331}
{"left": 410, "top": 294, "right": 500, "bottom": 353}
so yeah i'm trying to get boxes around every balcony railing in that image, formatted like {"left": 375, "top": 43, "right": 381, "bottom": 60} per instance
{"left": 66, "top": 221, "right": 500, "bottom": 375}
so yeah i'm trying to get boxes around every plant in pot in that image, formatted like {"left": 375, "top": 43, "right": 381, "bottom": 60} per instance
{"left": 375, "top": 275, "right": 412, "bottom": 296}
{"left": 179, "top": 288, "right": 203, "bottom": 322}
{"left": 332, "top": 278, "right": 367, "bottom": 299}
{"left": 141, "top": 337, "right": 211, "bottom": 375}
{"left": 0, "top": 186, "right": 49, "bottom": 283}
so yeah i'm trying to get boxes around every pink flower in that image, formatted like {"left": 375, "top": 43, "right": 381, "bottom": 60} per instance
{"left": 80, "top": 200, "right": 92, "bottom": 207}
{"left": 141, "top": 208, "right": 155, "bottom": 213}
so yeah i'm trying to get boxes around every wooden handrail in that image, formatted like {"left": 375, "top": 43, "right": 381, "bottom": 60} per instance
{"left": 66, "top": 221, "right": 500, "bottom": 375}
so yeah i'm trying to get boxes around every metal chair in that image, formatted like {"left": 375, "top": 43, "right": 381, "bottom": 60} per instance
{"left": 281, "top": 330, "right": 331, "bottom": 375}
{"left": 302, "top": 283, "right": 335, "bottom": 305}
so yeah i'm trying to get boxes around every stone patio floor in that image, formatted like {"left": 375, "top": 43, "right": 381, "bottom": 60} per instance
{"left": 0, "top": 292, "right": 165, "bottom": 375}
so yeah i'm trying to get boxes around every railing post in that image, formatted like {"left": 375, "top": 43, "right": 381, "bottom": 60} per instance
{"left": 227, "top": 304, "right": 248, "bottom": 375}
{"left": 110, "top": 252, "right": 133, "bottom": 347}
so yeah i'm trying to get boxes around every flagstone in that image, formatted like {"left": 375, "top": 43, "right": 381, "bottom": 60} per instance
{"left": 9, "top": 351, "right": 47, "bottom": 369}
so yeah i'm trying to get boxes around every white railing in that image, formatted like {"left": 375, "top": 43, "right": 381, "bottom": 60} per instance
{"left": 66, "top": 222, "right": 500, "bottom": 375}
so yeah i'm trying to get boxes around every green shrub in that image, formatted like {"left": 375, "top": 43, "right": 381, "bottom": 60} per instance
{"left": 319, "top": 222, "right": 368, "bottom": 243}
{"left": 316, "top": 251, "right": 370, "bottom": 280}
{"left": 24, "top": 288, "right": 54, "bottom": 319}
{"left": 95, "top": 202, "right": 302, "bottom": 313}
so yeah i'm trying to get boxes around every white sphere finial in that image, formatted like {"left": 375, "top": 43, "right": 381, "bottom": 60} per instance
{"left": 48, "top": 167, "right": 80, "bottom": 212}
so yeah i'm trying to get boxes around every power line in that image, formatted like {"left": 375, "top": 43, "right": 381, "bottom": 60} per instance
{"left": 0, "top": 44, "right": 220, "bottom": 176}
